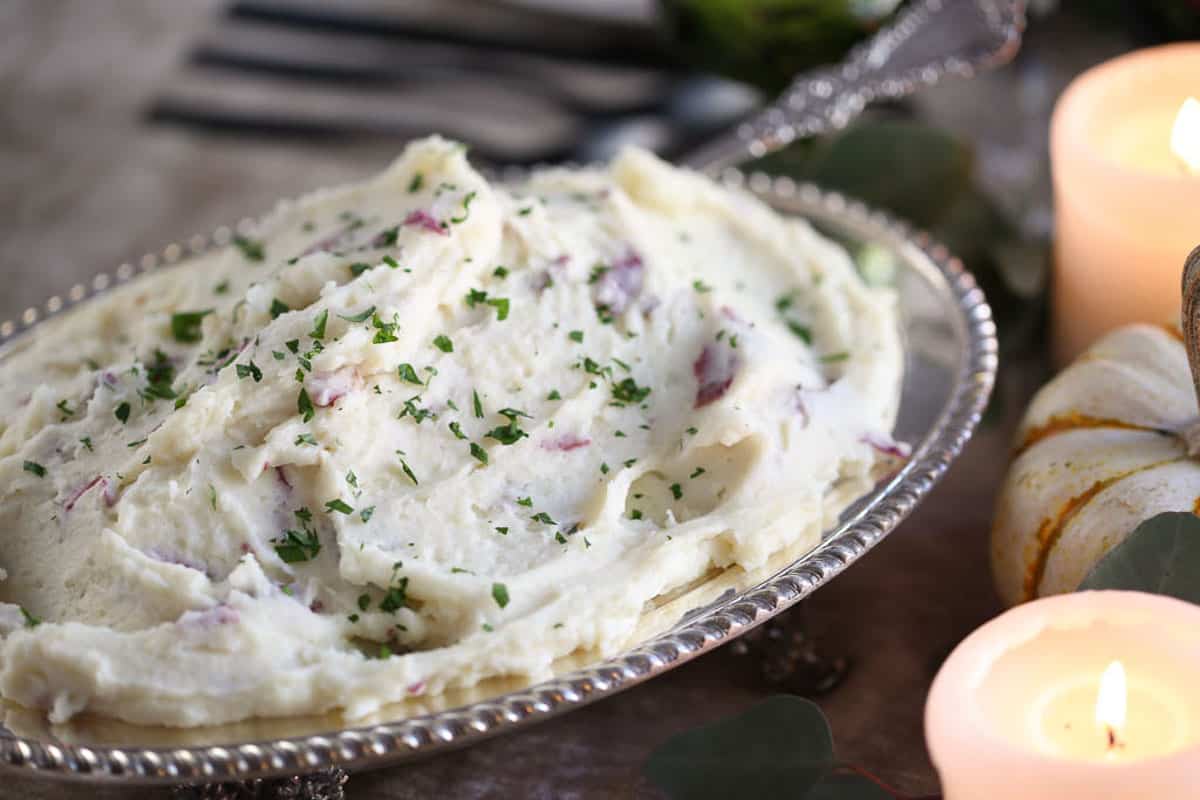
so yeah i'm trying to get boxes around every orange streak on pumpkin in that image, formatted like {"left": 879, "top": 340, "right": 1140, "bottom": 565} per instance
{"left": 1160, "top": 323, "right": 1185, "bottom": 343}
{"left": 1022, "top": 458, "right": 1184, "bottom": 602}
{"left": 1016, "top": 413, "right": 1160, "bottom": 456}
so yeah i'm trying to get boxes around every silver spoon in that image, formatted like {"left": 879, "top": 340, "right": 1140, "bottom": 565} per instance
{"left": 683, "top": 0, "right": 1026, "bottom": 173}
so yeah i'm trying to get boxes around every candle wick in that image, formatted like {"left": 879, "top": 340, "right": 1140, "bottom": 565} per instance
{"left": 1106, "top": 725, "right": 1125, "bottom": 751}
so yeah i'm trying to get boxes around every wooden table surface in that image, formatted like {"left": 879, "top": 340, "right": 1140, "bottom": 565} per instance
{"left": 0, "top": 2, "right": 1065, "bottom": 797}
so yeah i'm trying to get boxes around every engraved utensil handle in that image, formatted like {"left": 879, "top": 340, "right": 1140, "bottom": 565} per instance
{"left": 682, "top": 0, "right": 1026, "bottom": 173}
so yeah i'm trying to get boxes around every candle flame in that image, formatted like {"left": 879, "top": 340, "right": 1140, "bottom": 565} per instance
{"left": 1095, "top": 660, "right": 1127, "bottom": 732}
{"left": 1170, "top": 97, "right": 1200, "bottom": 174}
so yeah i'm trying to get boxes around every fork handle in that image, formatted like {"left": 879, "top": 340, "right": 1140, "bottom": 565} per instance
{"left": 681, "top": 0, "right": 1026, "bottom": 173}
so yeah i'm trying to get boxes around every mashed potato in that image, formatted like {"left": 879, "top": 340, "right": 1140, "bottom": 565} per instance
{"left": 0, "top": 138, "right": 903, "bottom": 726}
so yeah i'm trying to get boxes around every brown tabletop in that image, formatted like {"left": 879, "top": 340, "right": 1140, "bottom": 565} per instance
{"left": 1, "top": 2, "right": 1085, "bottom": 796}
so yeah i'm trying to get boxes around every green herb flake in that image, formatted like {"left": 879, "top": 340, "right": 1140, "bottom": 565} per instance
{"left": 465, "top": 288, "right": 488, "bottom": 308}
{"left": 233, "top": 234, "right": 265, "bottom": 262}
{"left": 295, "top": 432, "right": 317, "bottom": 446}
{"left": 349, "top": 262, "right": 372, "bottom": 277}
{"left": 486, "top": 297, "right": 510, "bottom": 321}
{"left": 693, "top": 279, "right": 712, "bottom": 293}
{"left": 670, "top": 483, "right": 683, "bottom": 500}
{"left": 547, "top": 389, "right": 561, "bottom": 401}
{"left": 448, "top": 421, "right": 468, "bottom": 440}
{"left": 690, "top": 467, "right": 706, "bottom": 479}
{"left": 22, "top": 461, "right": 46, "bottom": 478}
{"left": 495, "top": 526, "right": 509, "bottom": 535}
{"left": 820, "top": 351, "right": 850, "bottom": 364}
{"left": 398, "top": 457, "right": 419, "bottom": 486}
{"left": 473, "top": 390, "right": 484, "bottom": 418}
{"left": 236, "top": 360, "right": 263, "bottom": 382}
{"left": 372, "top": 313, "right": 399, "bottom": 344}
{"left": 449, "top": 190, "right": 477, "bottom": 224}
{"left": 493, "top": 266, "right": 509, "bottom": 279}
{"left": 170, "top": 309, "right": 214, "bottom": 343}
{"left": 79, "top": 436, "right": 94, "bottom": 452}
{"left": 324, "top": 498, "right": 354, "bottom": 515}
{"left": 630, "top": 509, "right": 644, "bottom": 520}
{"left": 273, "top": 528, "right": 320, "bottom": 563}
{"left": 19, "top": 606, "right": 40, "bottom": 628}
{"left": 531, "top": 511, "right": 556, "bottom": 525}
{"left": 56, "top": 399, "right": 75, "bottom": 419}
{"left": 408, "top": 172, "right": 424, "bottom": 193}
{"left": 213, "top": 280, "right": 230, "bottom": 295}
{"left": 357, "top": 593, "right": 371, "bottom": 611}
{"left": 787, "top": 321, "right": 813, "bottom": 344}
{"left": 379, "top": 578, "right": 409, "bottom": 613}
{"left": 382, "top": 254, "right": 400, "bottom": 268}
{"left": 517, "top": 496, "right": 533, "bottom": 507}
{"left": 310, "top": 309, "right": 329, "bottom": 339}
{"left": 269, "top": 299, "right": 290, "bottom": 319}
{"left": 298, "top": 388, "right": 315, "bottom": 422}
{"left": 360, "top": 506, "right": 376, "bottom": 523}
{"left": 492, "top": 582, "right": 510, "bottom": 609}
{"left": 568, "top": 330, "right": 583, "bottom": 343}
{"left": 396, "top": 363, "right": 423, "bottom": 385}
{"left": 339, "top": 305, "right": 376, "bottom": 323}
{"left": 469, "top": 442, "right": 489, "bottom": 465}
{"left": 286, "top": 339, "right": 300, "bottom": 354}
{"left": 433, "top": 334, "right": 454, "bottom": 353}
{"left": 612, "top": 377, "right": 650, "bottom": 404}
{"left": 600, "top": 462, "right": 609, "bottom": 475}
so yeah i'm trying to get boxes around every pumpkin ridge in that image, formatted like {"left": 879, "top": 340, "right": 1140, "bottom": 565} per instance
{"left": 1021, "top": 457, "right": 1185, "bottom": 601}
{"left": 1016, "top": 413, "right": 1169, "bottom": 456}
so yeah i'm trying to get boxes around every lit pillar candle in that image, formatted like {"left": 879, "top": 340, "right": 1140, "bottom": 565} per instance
{"left": 926, "top": 591, "right": 1200, "bottom": 799}
{"left": 1050, "top": 44, "right": 1200, "bottom": 365}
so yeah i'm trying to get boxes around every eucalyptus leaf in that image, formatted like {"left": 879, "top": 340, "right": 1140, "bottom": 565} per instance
{"left": 644, "top": 695, "right": 834, "bottom": 800}
{"left": 1078, "top": 512, "right": 1200, "bottom": 603}
{"left": 806, "top": 772, "right": 895, "bottom": 800}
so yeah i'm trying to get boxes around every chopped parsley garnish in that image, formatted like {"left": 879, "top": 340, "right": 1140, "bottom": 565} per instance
{"left": 473, "top": 390, "right": 484, "bottom": 418}
{"left": 360, "top": 506, "right": 376, "bottom": 523}
{"left": 693, "top": 279, "right": 712, "bottom": 293}
{"left": 433, "top": 334, "right": 454, "bottom": 353}
{"left": 232, "top": 234, "right": 265, "bottom": 262}
{"left": 588, "top": 264, "right": 608, "bottom": 285}
{"left": 820, "top": 351, "right": 850, "bottom": 363}
{"left": 517, "top": 497, "right": 533, "bottom": 507}
{"left": 372, "top": 313, "right": 399, "bottom": 344}
{"left": 80, "top": 436, "right": 94, "bottom": 452}
{"left": 449, "top": 191, "right": 477, "bottom": 224}
{"left": 170, "top": 309, "right": 213, "bottom": 343}
{"left": 408, "top": 172, "right": 424, "bottom": 193}
{"left": 629, "top": 509, "right": 644, "bottom": 520}
{"left": 531, "top": 511, "right": 556, "bottom": 525}
{"left": 310, "top": 309, "right": 329, "bottom": 339}
{"left": 686, "top": 426, "right": 698, "bottom": 436}
{"left": 325, "top": 498, "right": 354, "bottom": 515}
{"left": 273, "top": 527, "right": 320, "bottom": 563}
{"left": 236, "top": 361, "right": 262, "bottom": 382}
{"left": 491, "top": 582, "right": 510, "bottom": 609}
{"left": 213, "top": 280, "right": 230, "bottom": 294}
{"left": 270, "top": 299, "right": 291, "bottom": 319}
{"left": 690, "top": 467, "right": 706, "bottom": 478}
{"left": 346, "top": 470, "right": 358, "bottom": 490}
{"left": 286, "top": 339, "right": 300, "bottom": 354}
{"left": 600, "top": 463, "right": 609, "bottom": 474}
{"left": 469, "top": 442, "right": 489, "bottom": 465}
{"left": 486, "top": 423, "right": 528, "bottom": 445}
{"left": 397, "top": 363, "right": 422, "bottom": 385}
{"left": 298, "top": 388, "right": 315, "bottom": 422}
{"left": 493, "top": 266, "right": 509, "bottom": 279}
{"left": 465, "top": 288, "right": 488, "bottom": 308}
{"left": 208, "top": 484, "right": 218, "bottom": 510}
{"left": 775, "top": 294, "right": 794, "bottom": 312}
{"left": 398, "top": 457, "right": 419, "bottom": 485}
{"left": 19, "top": 606, "right": 40, "bottom": 628}
{"left": 340, "top": 305, "right": 376, "bottom": 323}
{"left": 295, "top": 432, "right": 317, "bottom": 446}
{"left": 382, "top": 254, "right": 399, "bottom": 268}
{"left": 483, "top": 622, "right": 494, "bottom": 632}
{"left": 487, "top": 297, "right": 510, "bottom": 320}
{"left": 555, "top": 531, "right": 568, "bottom": 544}
{"left": 611, "top": 377, "right": 651, "bottom": 404}
{"left": 22, "top": 461, "right": 46, "bottom": 478}
{"left": 380, "top": 578, "right": 409, "bottom": 613}
{"left": 547, "top": 389, "right": 561, "bottom": 401}
{"left": 115, "top": 401, "right": 131, "bottom": 423}
{"left": 273, "top": 351, "right": 286, "bottom": 361}
{"left": 398, "top": 396, "right": 436, "bottom": 423}
{"left": 448, "top": 421, "right": 468, "bottom": 440}
{"left": 613, "top": 357, "right": 632, "bottom": 373}
{"left": 349, "top": 262, "right": 372, "bottom": 277}
{"left": 357, "top": 593, "right": 371, "bottom": 611}
{"left": 623, "top": 458, "right": 637, "bottom": 468}
{"left": 568, "top": 330, "right": 583, "bottom": 343}
{"left": 127, "top": 438, "right": 147, "bottom": 448}
{"left": 376, "top": 225, "right": 399, "bottom": 247}
{"left": 670, "top": 483, "right": 683, "bottom": 500}
{"left": 495, "top": 526, "right": 509, "bottom": 535}
{"left": 787, "top": 321, "right": 813, "bottom": 344}
{"left": 56, "top": 399, "right": 75, "bottom": 419}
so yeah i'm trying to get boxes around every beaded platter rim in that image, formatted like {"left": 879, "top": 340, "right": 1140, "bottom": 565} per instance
{"left": 0, "top": 168, "right": 998, "bottom": 784}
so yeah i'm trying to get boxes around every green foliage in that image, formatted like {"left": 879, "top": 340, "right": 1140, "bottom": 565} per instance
{"left": 1078, "top": 512, "right": 1200, "bottom": 603}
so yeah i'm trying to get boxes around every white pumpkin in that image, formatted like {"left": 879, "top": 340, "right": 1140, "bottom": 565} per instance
{"left": 992, "top": 249, "right": 1200, "bottom": 606}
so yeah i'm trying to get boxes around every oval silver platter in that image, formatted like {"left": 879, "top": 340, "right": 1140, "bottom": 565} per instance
{"left": 0, "top": 168, "right": 997, "bottom": 785}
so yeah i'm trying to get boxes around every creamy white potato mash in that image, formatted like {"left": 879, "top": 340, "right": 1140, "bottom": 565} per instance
{"left": 0, "top": 138, "right": 903, "bottom": 727}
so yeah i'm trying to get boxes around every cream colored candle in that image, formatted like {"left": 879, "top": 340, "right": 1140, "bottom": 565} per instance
{"left": 1051, "top": 44, "right": 1200, "bottom": 365}
{"left": 926, "top": 591, "right": 1200, "bottom": 799}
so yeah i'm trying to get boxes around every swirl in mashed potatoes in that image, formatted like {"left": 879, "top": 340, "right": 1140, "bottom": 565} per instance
{"left": 0, "top": 138, "right": 903, "bottom": 726}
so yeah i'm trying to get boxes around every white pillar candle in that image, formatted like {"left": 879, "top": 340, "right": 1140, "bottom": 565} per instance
{"left": 926, "top": 591, "right": 1200, "bottom": 799}
{"left": 1050, "top": 44, "right": 1200, "bottom": 365}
